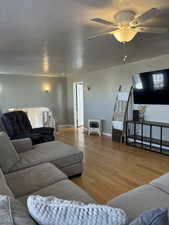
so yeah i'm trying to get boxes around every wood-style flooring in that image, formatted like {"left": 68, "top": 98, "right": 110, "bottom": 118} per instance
{"left": 57, "top": 127, "right": 169, "bottom": 204}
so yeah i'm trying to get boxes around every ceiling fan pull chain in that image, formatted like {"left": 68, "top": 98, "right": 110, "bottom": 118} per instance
{"left": 122, "top": 42, "right": 128, "bottom": 63}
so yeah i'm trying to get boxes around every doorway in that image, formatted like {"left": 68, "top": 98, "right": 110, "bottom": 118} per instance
{"left": 73, "top": 82, "right": 84, "bottom": 127}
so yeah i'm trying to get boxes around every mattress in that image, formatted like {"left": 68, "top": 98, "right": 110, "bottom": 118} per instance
{"left": 112, "top": 121, "right": 123, "bottom": 131}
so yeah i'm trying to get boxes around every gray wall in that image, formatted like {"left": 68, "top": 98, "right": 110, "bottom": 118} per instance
{"left": 0, "top": 75, "right": 67, "bottom": 129}
{"left": 67, "top": 54, "right": 169, "bottom": 134}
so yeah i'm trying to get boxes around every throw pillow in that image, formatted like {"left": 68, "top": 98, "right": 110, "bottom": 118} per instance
{"left": 129, "top": 208, "right": 168, "bottom": 225}
{"left": 27, "top": 195, "right": 127, "bottom": 225}
{"left": 12, "top": 138, "right": 33, "bottom": 153}
{"left": 0, "top": 195, "right": 37, "bottom": 225}
{"left": 0, "top": 132, "right": 19, "bottom": 173}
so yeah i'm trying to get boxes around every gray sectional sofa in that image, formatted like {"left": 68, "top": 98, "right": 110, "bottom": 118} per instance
{"left": 3, "top": 163, "right": 95, "bottom": 204}
{"left": 10, "top": 138, "right": 83, "bottom": 177}
{"left": 1, "top": 135, "right": 169, "bottom": 223}
{"left": 108, "top": 173, "right": 169, "bottom": 222}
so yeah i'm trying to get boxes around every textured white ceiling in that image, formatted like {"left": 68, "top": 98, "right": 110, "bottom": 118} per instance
{"left": 0, "top": 0, "right": 168, "bottom": 76}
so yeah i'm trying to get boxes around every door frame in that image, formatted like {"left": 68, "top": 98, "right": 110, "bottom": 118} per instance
{"left": 73, "top": 82, "right": 84, "bottom": 127}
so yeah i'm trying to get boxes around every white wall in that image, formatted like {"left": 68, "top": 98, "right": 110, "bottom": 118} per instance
{"left": 67, "top": 54, "right": 169, "bottom": 133}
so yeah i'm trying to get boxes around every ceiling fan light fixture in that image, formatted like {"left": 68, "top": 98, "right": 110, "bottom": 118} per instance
{"left": 112, "top": 27, "right": 138, "bottom": 43}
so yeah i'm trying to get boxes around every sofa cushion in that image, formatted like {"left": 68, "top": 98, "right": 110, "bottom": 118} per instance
{"left": 19, "top": 180, "right": 96, "bottom": 205}
{"left": 60, "top": 162, "right": 83, "bottom": 177}
{"left": 27, "top": 195, "right": 127, "bottom": 225}
{"left": 107, "top": 184, "right": 169, "bottom": 223}
{"left": 0, "top": 169, "right": 14, "bottom": 197}
{"left": 12, "top": 138, "right": 33, "bottom": 153}
{"left": 150, "top": 173, "right": 169, "bottom": 194}
{"left": 129, "top": 208, "right": 168, "bottom": 225}
{"left": 10, "top": 141, "right": 83, "bottom": 174}
{"left": 0, "top": 195, "right": 37, "bottom": 225}
{"left": 6, "top": 163, "right": 67, "bottom": 198}
{"left": 0, "top": 132, "right": 19, "bottom": 173}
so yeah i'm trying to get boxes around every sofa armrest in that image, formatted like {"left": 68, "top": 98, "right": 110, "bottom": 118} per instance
{"left": 12, "top": 138, "right": 33, "bottom": 153}
{"left": 32, "top": 127, "right": 54, "bottom": 134}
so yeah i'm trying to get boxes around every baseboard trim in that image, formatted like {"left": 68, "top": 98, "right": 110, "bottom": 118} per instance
{"left": 102, "top": 132, "right": 112, "bottom": 137}
{"left": 58, "top": 125, "right": 112, "bottom": 137}
{"left": 84, "top": 127, "right": 111, "bottom": 137}
{"left": 58, "top": 124, "right": 74, "bottom": 128}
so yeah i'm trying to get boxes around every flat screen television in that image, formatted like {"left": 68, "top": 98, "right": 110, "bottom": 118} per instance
{"left": 133, "top": 68, "right": 169, "bottom": 104}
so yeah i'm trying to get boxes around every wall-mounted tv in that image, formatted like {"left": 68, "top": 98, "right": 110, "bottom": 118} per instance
{"left": 133, "top": 68, "right": 169, "bottom": 105}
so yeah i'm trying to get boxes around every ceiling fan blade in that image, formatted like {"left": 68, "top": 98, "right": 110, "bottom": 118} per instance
{"left": 88, "top": 32, "right": 111, "bottom": 40}
{"left": 138, "top": 26, "right": 168, "bottom": 34}
{"left": 90, "top": 18, "right": 117, "bottom": 26}
{"left": 131, "top": 8, "right": 159, "bottom": 25}
{"left": 88, "top": 28, "right": 118, "bottom": 40}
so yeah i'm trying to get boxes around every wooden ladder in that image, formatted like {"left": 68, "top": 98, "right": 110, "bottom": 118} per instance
{"left": 121, "top": 86, "right": 133, "bottom": 142}
{"left": 112, "top": 86, "right": 133, "bottom": 142}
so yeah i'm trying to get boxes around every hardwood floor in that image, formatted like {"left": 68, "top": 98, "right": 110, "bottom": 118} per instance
{"left": 57, "top": 127, "right": 169, "bottom": 204}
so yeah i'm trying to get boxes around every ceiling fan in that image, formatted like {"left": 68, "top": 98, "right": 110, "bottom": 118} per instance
{"left": 88, "top": 8, "right": 168, "bottom": 43}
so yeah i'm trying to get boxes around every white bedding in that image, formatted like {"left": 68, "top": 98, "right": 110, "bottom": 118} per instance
{"left": 112, "top": 121, "right": 123, "bottom": 131}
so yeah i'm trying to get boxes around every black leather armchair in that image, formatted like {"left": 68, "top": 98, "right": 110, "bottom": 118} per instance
{"left": 1, "top": 111, "right": 55, "bottom": 145}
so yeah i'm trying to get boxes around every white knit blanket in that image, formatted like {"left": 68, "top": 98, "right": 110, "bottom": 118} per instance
{"left": 27, "top": 195, "right": 127, "bottom": 225}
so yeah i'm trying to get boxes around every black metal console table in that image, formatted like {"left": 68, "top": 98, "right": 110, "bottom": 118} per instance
{"left": 125, "top": 120, "right": 169, "bottom": 155}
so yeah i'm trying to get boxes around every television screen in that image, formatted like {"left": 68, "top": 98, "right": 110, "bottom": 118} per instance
{"left": 133, "top": 69, "right": 169, "bottom": 104}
